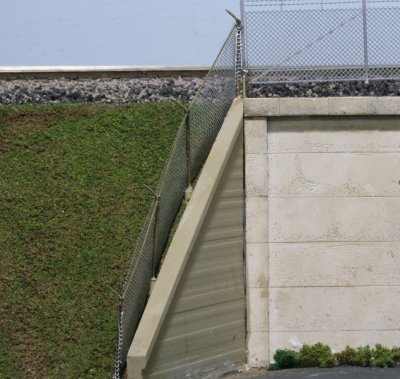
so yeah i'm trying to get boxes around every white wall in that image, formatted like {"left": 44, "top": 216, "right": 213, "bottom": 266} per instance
{"left": 0, "top": 0, "right": 240, "bottom": 67}
{"left": 244, "top": 98, "right": 400, "bottom": 366}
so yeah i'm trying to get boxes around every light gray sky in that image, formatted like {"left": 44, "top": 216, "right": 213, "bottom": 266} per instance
{"left": 0, "top": 1, "right": 240, "bottom": 67}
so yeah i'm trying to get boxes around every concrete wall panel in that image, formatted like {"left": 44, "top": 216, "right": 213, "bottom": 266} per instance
{"left": 270, "top": 286, "right": 400, "bottom": 332}
{"left": 269, "top": 197, "right": 400, "bottom": 242}
{"left": 268, "top": 153, "right": 400, "bottom": 197}
{"left": 270, "top": 242, "right": 400, "bottom": 287}
{"left": 268, "top": 117, "right": 400, "bottom": 154}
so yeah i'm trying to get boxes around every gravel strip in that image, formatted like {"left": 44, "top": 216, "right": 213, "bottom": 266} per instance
{"left": 1, "top": 78, "right": 400, "bottom": 105}
{"left": 248, "top": 80, "right": 400, "bottom": 98}
{"left": 0, "top": 77, "right": 203, "bottom": 105}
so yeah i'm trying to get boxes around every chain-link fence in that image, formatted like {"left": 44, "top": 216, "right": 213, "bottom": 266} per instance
{"left": 113, "top": 24, "right": 239, "bottom": 379}
{"left": 241, "top": 0, "right": 400, "bottom": 84}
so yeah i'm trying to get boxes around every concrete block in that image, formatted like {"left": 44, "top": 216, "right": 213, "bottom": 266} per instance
{"left": 268, "top": 153, "right": 400, "bottom": 197}
{"left": 247, "top": 287, "right": 269, "bottom": 332}
{"left": 244, "top": 98, "right": 398, "bottom": 117}
{"left": 244, "top": 98, "right": 280, "bottom": 117}
{"left": 269, "top": 242, "right": 400, "bottom": 287}
{"left": 244, "top": 118, "right": 268, "bottom": 154}
{"left": 269, "top": 330, "right": 400, "bottom": 361}
{"left": 246, "top": 197, "right": 268, "bottom": 243}
{"left": 246, "top": 154, "right": 268, "bottom": 197}
{"left": 279, "top": 98, "right": 329, "bottom": 116}
{"left": 377, "top": 97, "right": 400, "bottom": 114}
{"left": 268, "top": 117, "right": 400, "bottom": 154}
{"left": 247, "top": 332, "right": 269, "bottom": 367}
{"left": 246, "top": 243, "right": 268, "bottom": 288}
{"left": 269, "top": 286, "right": 400, "bottom": 331}
{"left": 269, "top": 197, "right": 400, "bottom": 242}
{"left": 328, "top": 97, "right": 379, "bottom": 115}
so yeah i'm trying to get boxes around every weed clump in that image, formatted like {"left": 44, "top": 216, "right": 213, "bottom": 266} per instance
{"left": 354, "top": 346, "right": 374, "bottom": 367}
{"left": 297, "top": 343, "right": 336, "bottom": 368}
{"left": 373, "top": 344, "right": 395, "bottom": 368}
{"left": 335, "top": 346, "right": 357, "bottom": 366}
{"left": 273, "top": 349, "right": 298, "bottom": 369}
{"left": 392, "top": 347, "right": 400, "bottom": 362}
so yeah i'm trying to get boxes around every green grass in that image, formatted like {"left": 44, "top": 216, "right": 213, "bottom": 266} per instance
{"left": 0, "top": 103, "right": 184, "bottom": 379}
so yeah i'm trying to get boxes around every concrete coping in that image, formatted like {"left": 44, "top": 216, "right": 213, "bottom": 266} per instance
{"left": 126, "top": 98, "right": 244, "bottom": 379}
{"left": 245, "top": 97, "right": 400, "bottom": 117}
{"left": 0, "top": 66, "right": 210, "bottom": 80}
{"left": 0, "top": 66, "right": 209, "bottom": 73}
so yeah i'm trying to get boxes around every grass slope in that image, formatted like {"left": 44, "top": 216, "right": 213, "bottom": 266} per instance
{"left": 0, "top": 103, "right": 183, "bottom": 379}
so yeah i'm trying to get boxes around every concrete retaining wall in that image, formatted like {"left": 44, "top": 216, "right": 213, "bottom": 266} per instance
{"left": 128, "top": 99, "right": 245, "bottom": 378}
{"left": 244, "top": 97, "right": 400, "bottom": 365}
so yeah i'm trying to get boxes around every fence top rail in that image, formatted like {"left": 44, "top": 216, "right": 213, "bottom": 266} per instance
{"left": 243, "top": 0, "right": 400, "bottom": 8}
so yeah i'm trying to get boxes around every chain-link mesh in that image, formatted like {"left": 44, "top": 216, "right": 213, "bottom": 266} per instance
{"left": 113, "top": 25, "right": 238, "bottom": 379}
{"left": 189, "top": 29, "right": 238, "bottom": 178}
{"left": 242, "top": 0, "right": 400, "bottom": 84}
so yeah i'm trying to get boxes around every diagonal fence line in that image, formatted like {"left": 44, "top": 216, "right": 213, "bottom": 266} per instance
{"left": 251, "top": 8, "right": 361, "bottom": 82}
{"left": 113, "top": 24, "right": 239, "bottom": 379}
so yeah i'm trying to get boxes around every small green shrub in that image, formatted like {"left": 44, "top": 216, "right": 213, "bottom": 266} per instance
{"left": 297, "top": 344, "right": 319, "bottom": 367}
{"left": 320, "top": 354, "right": 337, "bottom": 368}
{"left": 373, "top": 344, "right": 394, "bottom": 368}
{"left": 391, "top": 347, "right": 400, "bottom": 363}
{"left": 273, "top": 349, "right": 298, "bottom": 369}
{"left": 335, "top": 346, "right": 357, "bottom": 366}
{"left": 298, "top": 343, "right": 336, "bottom": 368}
{"left": 354, "top": 346, "right": 374, "bottom": 367}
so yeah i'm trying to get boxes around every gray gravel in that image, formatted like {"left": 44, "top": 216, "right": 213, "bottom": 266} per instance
{"left": 0, "top": 77, "right": 203, "bottom": 105}
{"left": 1, "top": 78, "right": 400, "bottom": 105}
{"left": 248, "top": 80, "right": 400, "bottom": 98}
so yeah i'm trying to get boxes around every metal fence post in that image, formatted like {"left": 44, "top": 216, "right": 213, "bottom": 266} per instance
{"left": 151, "top": 196, "right": 160, "bottom": 288}
{"left": 185, "top": 112, "right": 192, "bottom": 188}
{"left": 185, "top": 112, "right": 193, "bottom": 202}
{"left": 235, "top": 25, "right": 243, "bottom": 96}
{"left": 362, "top": 0, "right": 370, "bottom": 84}
{"left": 226, "top": 9, "right": 243, "bottom": 96}
{"left": 240, "top": 0, "right": 246, "bottom": 70}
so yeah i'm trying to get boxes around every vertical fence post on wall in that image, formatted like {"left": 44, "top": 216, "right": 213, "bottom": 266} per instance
{"left": 170, "top": 100, "right": 192, "bottom": 202}
{"left": 185, "top": 112, "right": 193, "bottom": 202}
{"left": 151, "top": 196, "right": 160, "bottom": 290}
{"left": 235, "top": 24, "right": 243, "bottom": 97}
{"left": 240, "top": 0, "right": 246, "bottom": 68}
{"left": 362, "top": 0, "right": 370, "bottom": 84}
{"left": 226, "top": 9, "right": 244, "bottom": 96}
{"left": 143, "top": 185, "right": 161, "bottom": 292}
